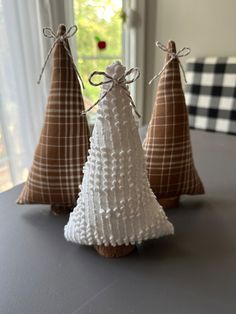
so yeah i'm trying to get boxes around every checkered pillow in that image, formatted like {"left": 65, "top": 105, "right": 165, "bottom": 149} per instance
{"left": 185, "top": 57, "right": 236, "bottom": 135}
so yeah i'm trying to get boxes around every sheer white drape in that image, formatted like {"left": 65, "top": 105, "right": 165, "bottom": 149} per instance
{"left": 0, "top": 0, "right": 74, "bottom": 191}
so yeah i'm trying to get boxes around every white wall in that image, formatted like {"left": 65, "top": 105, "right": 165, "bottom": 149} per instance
{"left": 143, "top": 0, "right": 236, "bottom": 124}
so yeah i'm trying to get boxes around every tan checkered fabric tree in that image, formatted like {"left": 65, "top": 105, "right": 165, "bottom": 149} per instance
{"left": 143, "top": 40, "right": 204, "bottom": 209}
{"left": 17, "top": 25, "right": 90, "bottom": 214}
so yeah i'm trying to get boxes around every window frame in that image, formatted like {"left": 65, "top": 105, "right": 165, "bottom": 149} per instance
{"left": 123, "top": 0, "right": 146, "bottom": 125}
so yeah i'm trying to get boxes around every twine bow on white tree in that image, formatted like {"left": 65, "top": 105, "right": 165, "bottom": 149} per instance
{"left": 149, "top": 41, "right": 191, "bottom": 85}
{"left": 37, "top": 25, "right": 84, "bottom": 89}
{"left": 82, "top": 67, "right": 141, "bottom": 118}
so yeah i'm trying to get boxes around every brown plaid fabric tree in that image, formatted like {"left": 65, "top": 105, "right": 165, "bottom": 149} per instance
{"left": 17, "top": 25, "right": 90, "bottom": 214}
{"left": 143, "top": 40, "right": 204, "bottom": 209}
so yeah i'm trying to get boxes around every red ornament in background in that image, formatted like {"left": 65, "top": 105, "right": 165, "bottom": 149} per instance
{"left": 95, "top": 36, "right": 107, "bottom": 50}
{"left": 98, "top": 41, "right": 106, "bottom": 50}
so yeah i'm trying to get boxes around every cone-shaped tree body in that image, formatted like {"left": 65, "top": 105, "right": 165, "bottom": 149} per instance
{"left": 17, "top": 25, "right": 90, "bottom": 208}
{"left": 64, "top": 61, "right": 174, "bottom": 247}
{"left": 143, "top": 40, "right": 204, "bottom": 200}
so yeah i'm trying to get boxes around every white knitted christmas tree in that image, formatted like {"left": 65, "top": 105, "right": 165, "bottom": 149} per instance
{"left": 64, "top": 61, "right": 174, "bottom": 248}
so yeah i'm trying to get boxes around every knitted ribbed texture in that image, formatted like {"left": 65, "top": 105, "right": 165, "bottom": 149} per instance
{"left": 17, "top": 25, "right": 90, "bottom": 207}
{"left": 143, "top": 40, "right": 204, "bottom": 199}
{"left": 64, "top": 61, "right": 174, "bottom": 247}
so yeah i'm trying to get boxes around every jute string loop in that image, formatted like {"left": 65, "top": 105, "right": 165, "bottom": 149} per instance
{"left": 149, "top": 41, "right": 191, "bottom": 85}
{"left": 37, "top": 25, "right": 84, "bottom": 89}
{"left": 82, "top": 67, "right": 141, "bottom": 118}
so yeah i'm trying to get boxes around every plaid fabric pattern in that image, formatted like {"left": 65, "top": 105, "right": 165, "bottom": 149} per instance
{"left": 185, "top": 57, "right": 236, "bottom": 135}
{"left": 17, "top": 31, "right": 90, "bottom": 207}
{"left": 143, "top": 41, "right": 204, "bottom": 198}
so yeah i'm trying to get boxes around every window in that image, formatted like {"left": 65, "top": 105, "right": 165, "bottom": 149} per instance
{"left": 74, "top": 0, "right": 123, "bottom": 123}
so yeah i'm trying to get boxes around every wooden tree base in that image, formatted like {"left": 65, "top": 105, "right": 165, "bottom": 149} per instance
{"left": 158, "top": 196, "right": 180, "bottom": 209}
{"left": 51, "top": 205, "right": 72, "bottom": 216}
{"left": 94, "top": 244, "right": 135, "bottom": 258}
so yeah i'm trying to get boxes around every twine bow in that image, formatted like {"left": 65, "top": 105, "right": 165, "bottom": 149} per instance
{"left": 149, "top": 41, "right": 191, "bottom": 85}
{"left": 82, "top": 67, "right": 141, "bottom": 118}
{"left": 37, "top": 25, "right": 84, "bottom": 88}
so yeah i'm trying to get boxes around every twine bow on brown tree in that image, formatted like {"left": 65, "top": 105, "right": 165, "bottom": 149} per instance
{"left": 37, "top": 24, "right": 84, "bottom": 89}
{"left": 149, "top": 41, "right": 191, "bottom": 85}
{"left": 82, "top": 67, "right": 141, "bottom": 118}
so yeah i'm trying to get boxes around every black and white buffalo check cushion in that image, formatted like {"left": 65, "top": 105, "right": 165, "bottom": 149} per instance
{"left": 185, "top": 57, "right": 236, "bottom": 135}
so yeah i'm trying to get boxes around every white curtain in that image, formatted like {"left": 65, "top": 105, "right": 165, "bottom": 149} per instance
{"left": 0, "top": 0, "right": 74, "bottom": 191}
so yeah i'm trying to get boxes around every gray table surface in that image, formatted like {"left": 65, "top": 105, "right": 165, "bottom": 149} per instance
{"left": 1, "top": 129, "right": 236, "bottom": 314}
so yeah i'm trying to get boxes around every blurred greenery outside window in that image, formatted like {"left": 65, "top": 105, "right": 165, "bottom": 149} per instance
{"left": 74, "top": 0, "right": 123, "bottom": 124}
